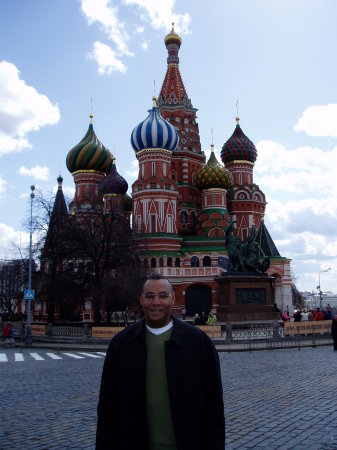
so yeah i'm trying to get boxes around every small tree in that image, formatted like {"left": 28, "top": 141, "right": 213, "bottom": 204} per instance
{"left": 0, "top": 259, "right": 30, "bottom": 319}
{"left": 69, "top": 208, "right": 143, "bottom": 322}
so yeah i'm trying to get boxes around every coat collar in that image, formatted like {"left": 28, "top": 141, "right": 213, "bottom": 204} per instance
{"left": 132, "top": 316, "right": 185, "bottom": 348}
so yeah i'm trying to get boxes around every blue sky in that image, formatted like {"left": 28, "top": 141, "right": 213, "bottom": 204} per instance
{"left": 0, "top": 0, "right": 336, "bottom": 293}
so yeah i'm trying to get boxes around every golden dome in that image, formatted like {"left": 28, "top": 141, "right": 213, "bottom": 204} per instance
{"left": 164, "top": 23, "right": 182, "bottom": 47}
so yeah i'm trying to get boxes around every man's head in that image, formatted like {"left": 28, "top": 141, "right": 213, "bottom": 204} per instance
{"left": 140, "top": 273, "right": 175, "bottom": 328}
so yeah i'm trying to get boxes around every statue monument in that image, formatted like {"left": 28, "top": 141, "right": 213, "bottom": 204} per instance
{"left": 216, "top": 220, "right": 280, "bottom": 322}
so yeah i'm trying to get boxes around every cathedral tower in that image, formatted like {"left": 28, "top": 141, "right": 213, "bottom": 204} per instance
{"left": 158, "top": 24, "right": 205, "bottom": 235}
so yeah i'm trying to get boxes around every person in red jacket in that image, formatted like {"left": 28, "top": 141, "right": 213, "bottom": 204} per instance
{"left": 314, "top": 308, "right": 324, "bottom": 321}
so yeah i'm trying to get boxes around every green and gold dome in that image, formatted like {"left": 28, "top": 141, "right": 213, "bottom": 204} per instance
{"left": 66, "top": 114, "right": 113, "bottom": 174}
{"left": 196, "top": 144, "right": 233, "bottom": 190}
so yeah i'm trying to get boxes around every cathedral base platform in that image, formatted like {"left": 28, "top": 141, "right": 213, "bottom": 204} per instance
{"left": 216, "top": 273, "right": 280, "bottom": 322}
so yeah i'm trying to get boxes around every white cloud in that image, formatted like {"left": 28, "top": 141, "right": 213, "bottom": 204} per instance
{"left": 0, "top": 223, "right": 29, "bottom": 259}
{"left": 80, "top": 0, "right": 190, "bottom": 74}
{"left": 0, "top": 61, "right": 60, "bottom": 156}
{"left": 126, "top": 159, "right": 139, "bottom": 178}
{"left": 255, "top": 140, "right": 337, "bottom": 197}
{"left": 0, "top": 175, "right": 7, "bottom": 196}
{"left": 294, "top": 103, "right": 337, "bottom": 137}
{"left": 81, "top": 0, "right": 133, "bottom": 56}
{"left": 252, "top": 136, "right": 337, "bottom": 292}
{"left": 123, "top": 0, "right": 191, "bottom": 33}
{"left": 87, "top": 41, "right": 127, "bottom": 74}
{"left": 18, "top": 166, "right": 50, "bottom": 181}
{"left": 141, "top": 41, "right": 148, "bottom": 51}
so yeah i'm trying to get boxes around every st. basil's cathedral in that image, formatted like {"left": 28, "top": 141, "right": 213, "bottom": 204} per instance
{"left": 54, "top": 25, "right": 292, "bottom": 320}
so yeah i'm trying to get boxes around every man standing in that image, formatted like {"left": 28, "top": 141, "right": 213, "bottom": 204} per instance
{"left": 96, "top": 273, "right": 225, "bottom": 450}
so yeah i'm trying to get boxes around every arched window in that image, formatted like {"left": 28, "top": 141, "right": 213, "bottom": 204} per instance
{"left": 167, "top": 257, "right": 172, "bottom": 267}
{"left": 203, "top": 256, "right": 211, "bottom": 267}
{"left": 191, "top": 256, "right": 199, "bottom": 267}
{"left": 180, "top": 211, "right": 187, "bottom": 224}
{"left": 159, "top": 257, "right": 164, "bottom": 267}
{"left": 175, "top": 258, "right": 180, "bottom": 267}
{"left": 151, "top": 258, "right": 156, "bottom": 268}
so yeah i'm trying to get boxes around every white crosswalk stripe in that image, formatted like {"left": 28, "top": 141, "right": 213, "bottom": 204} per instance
{"left": 0, "top": 351, "right": 106, "bottom": 362}
{"left": 30, "top": 353, "right": 45, "bottom": 361}
{"left": 46, "top": 352, "right": 62, "bottom": 360}
{"left": 78, "top": 352, "right": 103, "bottom": 358}
{"left": 62, "top": 352, "right": 85, "bottom": 359}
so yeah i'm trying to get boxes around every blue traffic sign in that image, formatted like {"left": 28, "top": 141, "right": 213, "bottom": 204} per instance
{"left": 24, "top": 289, "right": 35, "bottom": 300}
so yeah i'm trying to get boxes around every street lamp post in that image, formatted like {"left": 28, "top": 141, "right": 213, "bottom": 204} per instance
{"left": 25, "top": 185, "right": 35, "bottom": 346}
{"left": 317, "top": 268, "right": 331, "bottom": 310}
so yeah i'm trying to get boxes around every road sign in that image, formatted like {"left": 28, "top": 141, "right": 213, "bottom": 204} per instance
{"left": 24, "top": 289, "right": 35, "bottom": 300}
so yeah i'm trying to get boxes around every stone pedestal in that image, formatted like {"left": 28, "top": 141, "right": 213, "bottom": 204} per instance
{"left": 216, "top": 273, "right": 280, "bottom": 322}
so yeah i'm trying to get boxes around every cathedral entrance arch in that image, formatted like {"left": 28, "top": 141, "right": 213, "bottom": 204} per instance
{"left": 185, "top": 284, "right": 212, "bottom": 316}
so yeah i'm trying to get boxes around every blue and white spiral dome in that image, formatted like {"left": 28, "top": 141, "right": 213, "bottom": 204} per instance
{"left": 131, "top": 96, "right": 179, "bottom": 153}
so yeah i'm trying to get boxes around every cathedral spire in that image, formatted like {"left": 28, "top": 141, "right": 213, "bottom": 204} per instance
{"left": 159, "top": 24, "right": 192, "bottom": 109}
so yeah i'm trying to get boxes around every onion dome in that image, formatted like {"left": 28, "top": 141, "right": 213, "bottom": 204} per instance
{"left": 66, "top": 114, "right": 113, "bottom": 174}
{"left": 221, "top": 117, "right": 257, "bottom": 164}
{"left": 131, "top": 97, "right": 179, "bottom": 153}
{"left": 99, "top": 158, "right": 128, "bottom": 195}
{"left": 196, "top": 144, "right": 233, "bottom": 190}
{"left": 164, "top": 22, "right": 182, "bottom": 47}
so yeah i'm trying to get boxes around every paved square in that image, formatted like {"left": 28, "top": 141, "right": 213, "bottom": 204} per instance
{"left": 0, "top": 346, "right": 336, "bottom": 449}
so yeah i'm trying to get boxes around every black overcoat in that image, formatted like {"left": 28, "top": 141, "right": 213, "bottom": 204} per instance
{"left": 96, "top": 317, "right": 225, "bottom": 450}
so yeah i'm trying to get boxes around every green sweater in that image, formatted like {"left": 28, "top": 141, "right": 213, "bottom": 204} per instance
{"left": 146, "top": 328, "right": 177, "bottom": 450}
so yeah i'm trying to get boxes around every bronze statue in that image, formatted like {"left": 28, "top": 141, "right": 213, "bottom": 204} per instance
{"left": 225, "top": 220, "right": 270, "bottom": 273}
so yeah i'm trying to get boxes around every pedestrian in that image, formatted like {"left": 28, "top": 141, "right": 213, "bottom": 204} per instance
{"left": 96, "top": 273, "right": 225, "bottom": 450}
{"left": 3, "top": 323, "right": 11, "bottom": 346}
{"left": 331, "top": 314, "right": 337, "bottom": 351}
{"left": 282, "top": 311, "right": 290, "bottom": 322}
{"left": 207, "top": 313, "right": 215, "bottom": 326}
{"left": 9, "top": 323, "right": 15, "bottom": 346}
{"left": 181, "top": 307, "right": 186, "bottom": 320}
{"left": 314, "top": 308, "right": 324, "bottom": 321}
{"left": 293, "top": 310, "right": 302, "bottom": 322}
{"left": 326, "top": 306, "right": 332, "bottom": 320}
{"left": 200, "top": 310, "right": 207, "bottom": 325}
{"left": 194, "top": 313, "right": 201, "bottom": 325}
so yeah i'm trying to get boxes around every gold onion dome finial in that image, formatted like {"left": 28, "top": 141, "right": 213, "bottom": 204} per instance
{"left": 66, "top": 114, "right": 113, "bottom": 174}
{"left": 164, "top": 22, "right": 182, "bottom": 47}
{"left": 196, "top": 144, "right": 233, "bottom": 191}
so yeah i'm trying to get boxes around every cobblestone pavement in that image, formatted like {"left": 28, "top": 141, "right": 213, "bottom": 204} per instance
{"left": 0, "top": 346, "right": 336, "bottom": 449}
{"left": 221, "top": 347, "right": 337, "bottom": 450}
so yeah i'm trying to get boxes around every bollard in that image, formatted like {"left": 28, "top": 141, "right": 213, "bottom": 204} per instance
{"left": 226, "top": 322, "right": 232, "bottom": 342}
{"left": 46, "top": 323, "right": 53, "bottom": 336}
{"left": 272, "top": 320, "right": 280, "bottom": 340}
{"left": 83, "top": 323, "right": 90, "bottom": 339}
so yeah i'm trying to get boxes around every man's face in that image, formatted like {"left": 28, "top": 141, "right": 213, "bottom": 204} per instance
{"left": 140, "top": 279, "right": 175, "bottom": 328}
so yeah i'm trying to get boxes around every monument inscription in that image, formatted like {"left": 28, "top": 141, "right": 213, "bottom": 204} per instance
{"left": 236, "top": 288, "right": 266, "bottom": 305}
